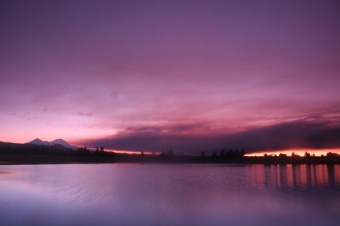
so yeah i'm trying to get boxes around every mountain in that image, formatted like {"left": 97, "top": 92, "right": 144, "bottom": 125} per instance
{"left": 28, "top": 138, "right": 50, "bottom": 146}
{"left": 27, "top": 138, "right": 77, "bottom": 150}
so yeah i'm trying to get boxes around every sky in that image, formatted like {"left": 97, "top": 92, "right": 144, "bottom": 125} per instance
{"left": 1, "top": 0, "right": 340, "bottom": 154}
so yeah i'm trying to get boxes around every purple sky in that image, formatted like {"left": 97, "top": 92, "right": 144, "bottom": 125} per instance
{"left": 1, "top": 0, "right": 340, "bottom": 154}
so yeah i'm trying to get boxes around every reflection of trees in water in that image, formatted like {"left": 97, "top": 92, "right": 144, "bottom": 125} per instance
{"left": 328, "top": 165, "right": 335, "bottom": 188}
{"left": 248, "top": 164, "right": 340, "bottom": 191}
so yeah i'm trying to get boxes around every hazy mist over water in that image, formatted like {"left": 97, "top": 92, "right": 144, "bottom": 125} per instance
{"left": 0, "top": 164, "right": 340, "bottom": 226}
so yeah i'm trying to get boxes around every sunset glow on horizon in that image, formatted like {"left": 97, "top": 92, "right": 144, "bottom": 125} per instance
{"left": 97, "top": 148, "right": 157, "bottom": 156}
{"left": 245, "top": 148, "right": 340, "bottom": 157}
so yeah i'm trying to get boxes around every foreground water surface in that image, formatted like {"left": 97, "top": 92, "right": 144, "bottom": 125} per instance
{"left": 0, "top": 164, "right": 340, "bottom": 226}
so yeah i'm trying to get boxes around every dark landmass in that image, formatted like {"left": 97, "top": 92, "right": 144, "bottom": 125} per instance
{"left": 0, "top": 141, "right": 340, "bottom": 165}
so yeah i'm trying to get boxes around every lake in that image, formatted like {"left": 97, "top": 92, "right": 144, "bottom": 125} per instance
{"left": 0, "top": 164, "right": 340, "bottom": 226}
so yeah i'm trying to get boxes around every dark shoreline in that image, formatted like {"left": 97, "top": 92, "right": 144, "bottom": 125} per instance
{"left": 1, "top": 142, "right": 340, "bottom": 165}
{"left": 1, "top": 154, "right": 340, "bottom": 165}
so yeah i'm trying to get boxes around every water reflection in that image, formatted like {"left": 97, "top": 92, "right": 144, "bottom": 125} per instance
{"left": 0, "top": 164, "right": 339, "bottom": 226}
{"left": 248, "top": 164, "right": 340, "bottom": 191}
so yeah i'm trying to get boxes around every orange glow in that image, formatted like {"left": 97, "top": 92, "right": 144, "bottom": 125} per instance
{"left": 104, "top": 149, "right": 158, "bottom": 155}
{"left": 286, "top": 164, "right": 293, "bottom": 188}
{"left": 245, "top": 148, "right": 340, "bottom": 157}
{"left": 316, "top": 165, "right": 328, "bottom": 186}
{"left": 247, "top": 165, "right": 265, "bottom": 188}
{"left": 335, "top": 166, "right": 340, "bottom": 182}
{"left": 300, "top": 165, "right": 307, "bottom": 185}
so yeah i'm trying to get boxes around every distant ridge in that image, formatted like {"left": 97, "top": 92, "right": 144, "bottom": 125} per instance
{"left": 27, "top": 138, "right": 77, "bottom": 150}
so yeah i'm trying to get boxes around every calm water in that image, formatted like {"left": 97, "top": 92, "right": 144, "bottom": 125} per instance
{"left": 0, "top": 164, "right": 340, "bottom": 226}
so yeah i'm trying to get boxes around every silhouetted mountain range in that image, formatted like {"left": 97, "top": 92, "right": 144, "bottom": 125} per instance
{"left": 26, "top": 138, "right": 77, "bottom": 150}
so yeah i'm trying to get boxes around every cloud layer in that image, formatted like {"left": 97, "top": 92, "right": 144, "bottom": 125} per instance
{"left": 83, "top": 115, "right": 340, "bottom": 154}
{"left": 1, "top": 0, "right": 340, "bottom": 149}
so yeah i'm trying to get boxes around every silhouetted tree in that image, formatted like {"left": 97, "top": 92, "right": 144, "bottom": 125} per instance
{"left": 226, "top": 149, "right": 235, "bottom": 158}
{"left": 279, "top": 153, "right": 287, "bottom": 158}
{"left": 220, "top": 149, "right": 225, "bottom": 157}
{"left": 76, "top": 146, "right": 90, "bottom": 156}
{"left": 291, "top": 152, "right": 298, "bottom": 157}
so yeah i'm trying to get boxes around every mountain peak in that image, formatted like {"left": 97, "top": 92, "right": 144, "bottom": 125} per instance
{"left": 27, "top": 138, "right": 76, "bottom": 150}
{"left": 51, "top": 139, "right": 72, "bottom": 147}
{"left": 51, "top": 138, "right": 67, "bottom": 143}
{"left": 27, "top": 138, "right": 48, "bottom": 146}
